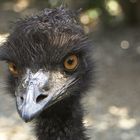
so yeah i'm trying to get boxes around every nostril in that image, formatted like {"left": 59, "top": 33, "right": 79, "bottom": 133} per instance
{"left": 19, "top": 96, "right": 24, "bottom": 104}
{"left": 36, "top": 94, "right": 48, "bottom": 103}
{"left": 20, "top": 96, "right": 24, "bottom": 102}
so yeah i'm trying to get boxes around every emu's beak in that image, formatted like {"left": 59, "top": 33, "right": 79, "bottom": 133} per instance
{"left": 16, "top": 69, "right": 73, "bottom": 122}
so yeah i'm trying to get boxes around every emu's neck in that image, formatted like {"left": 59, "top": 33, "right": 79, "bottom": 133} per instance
{"left": 35, "top": 95, "right": 88, "bottom": 140}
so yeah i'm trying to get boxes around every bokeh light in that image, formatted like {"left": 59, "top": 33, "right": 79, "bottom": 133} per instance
{"left": 120, "top": 40, "right": 130, "bottom": 49}
{"left": 0, "top": 34, "right": 9, "bottom": 45}
{"left": 106, "top": 0, "right": 122, "bottom": 16}
{"left": 13, "top": 0, "right": 30, "bottom": 12}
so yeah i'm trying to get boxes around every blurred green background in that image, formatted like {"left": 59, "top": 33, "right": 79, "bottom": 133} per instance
{"left": 1, "top": 0, "right": 140, "bottom": 33}
{"left": 0, "top": 0, "right": 140, "bottom": 140}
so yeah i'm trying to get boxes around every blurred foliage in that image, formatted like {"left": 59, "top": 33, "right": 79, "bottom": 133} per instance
{"left": 118, "top": 0, "right": 140, "bottom": 25}
{"left": 69, "top": 0, "right": 140, "bottom": 26}
{"left": 0, "top": 0, "right": 140, "bottom": 28}
{"left": 69, "top": 0, "right": 112, "bottom": 27}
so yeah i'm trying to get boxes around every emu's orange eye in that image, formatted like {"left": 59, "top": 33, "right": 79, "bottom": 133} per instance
{"left": 8, "top": 63, "right": 19, "bottom": 76}
{"left": 64, "top": 54, "right": 79, "bottom": 71}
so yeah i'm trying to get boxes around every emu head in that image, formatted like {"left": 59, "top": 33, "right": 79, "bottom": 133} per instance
{"left": 0, "top": 7, "right": 93, "bottom": 122}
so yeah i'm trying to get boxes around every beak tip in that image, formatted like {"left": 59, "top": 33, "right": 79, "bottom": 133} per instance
{"left": 23, "top": 118, "right": 30, "bottom": 123}
{"left": 22, "top": 114, "right": 34, "bottom": 123}
{"left": 18, "top": 109, "right": 34, "bottom": 122}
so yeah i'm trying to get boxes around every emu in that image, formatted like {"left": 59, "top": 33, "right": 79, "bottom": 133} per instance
{"left": 0, "top": 7, "right": 93, "bottom": 140}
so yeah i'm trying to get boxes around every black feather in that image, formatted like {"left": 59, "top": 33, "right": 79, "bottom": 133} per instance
{"left": 0, "top": 7, "right": 94, "bottom": 140}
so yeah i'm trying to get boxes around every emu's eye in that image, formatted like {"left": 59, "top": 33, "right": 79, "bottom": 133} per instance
{"left": 8, "top": 63, "right": 19, "bottom": 76}
{"left": 64, "top": 54, "right": 79, "bottom": 71}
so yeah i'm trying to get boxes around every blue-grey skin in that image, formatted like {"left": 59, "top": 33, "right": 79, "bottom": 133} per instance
{"left": 16, "top": 69, "right": 77, "bottom": 121}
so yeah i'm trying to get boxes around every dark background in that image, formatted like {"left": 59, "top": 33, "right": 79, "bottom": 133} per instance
{"left": 0, "top": 0, "right": 140, "bottom": 140}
